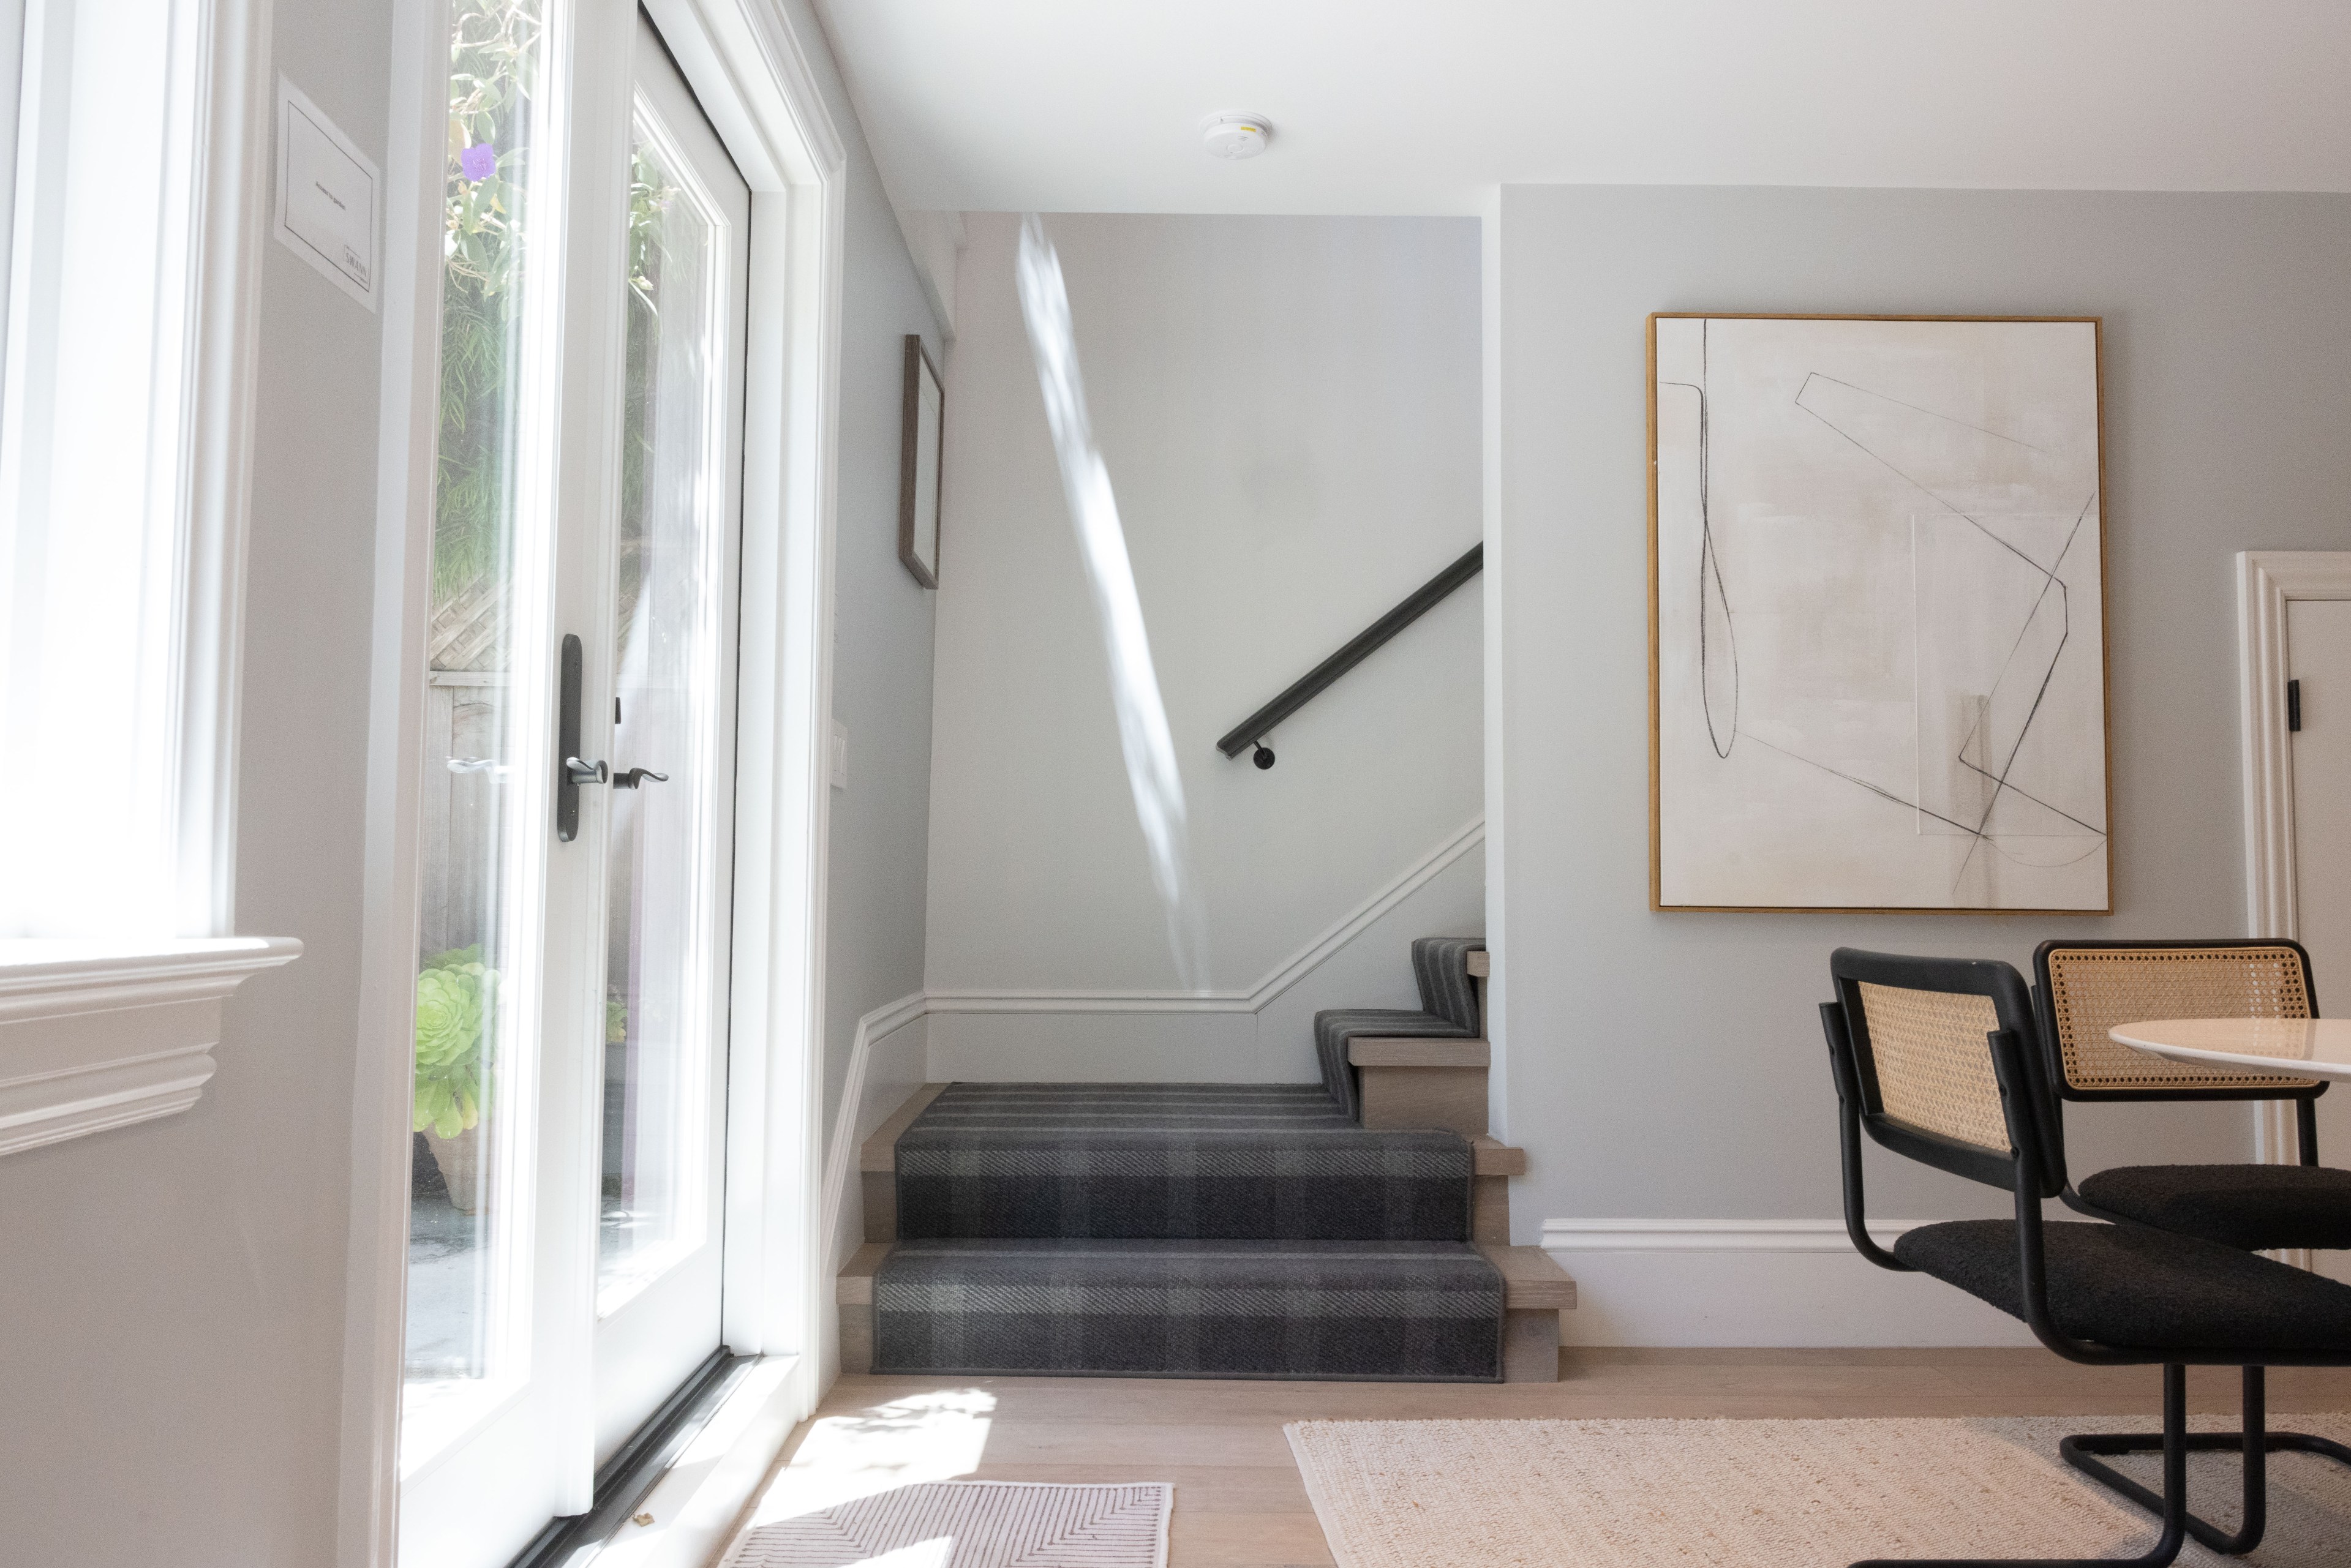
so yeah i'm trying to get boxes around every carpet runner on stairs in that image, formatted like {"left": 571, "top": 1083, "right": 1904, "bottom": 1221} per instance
{"left": 876, "top": 1238, "right": 1503, "bottom": 1381}
{"left": 865, "top": 936, "right": 1519, "bottom": 1382}
{"left": 893, "top": 1082, "right": 1473, "bottom": 1240}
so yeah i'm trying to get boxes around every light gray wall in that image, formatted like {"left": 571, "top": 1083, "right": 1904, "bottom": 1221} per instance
{"left": 0, "top": 4, "right": 392, "bottom": 1563}
{"left": 789, "top": 0, "right": 942, "bottom": 1161}
{"left": 1495, "top": 186, "right": 2351, "bottom": 1235}
{"left": 925, "top": 213, "right": 1483, "bottom": 1026}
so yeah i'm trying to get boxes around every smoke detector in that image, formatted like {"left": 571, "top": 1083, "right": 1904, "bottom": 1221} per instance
{"left": 1201, "top": 113, "right": 1272, "bottom": 160}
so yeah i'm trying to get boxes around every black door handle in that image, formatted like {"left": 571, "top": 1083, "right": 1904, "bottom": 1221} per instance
{"left": 613, "top": 768, "right": 669, "bottom": 789}
{"left": 555, "top": 634, "right": 607, "bottom": 841}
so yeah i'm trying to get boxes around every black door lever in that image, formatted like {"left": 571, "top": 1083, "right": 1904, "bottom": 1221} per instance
{"left": 612, "top": 767, "right": 669, "bottom": 790}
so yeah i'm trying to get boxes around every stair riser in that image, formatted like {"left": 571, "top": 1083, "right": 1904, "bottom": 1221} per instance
{"left": 1358, "top": 1064, "right": 1488, "bottom": 1135}
{"left": 840, "top": 1299, "right": 1567, "bottom": 1382}
{"left": 875, "top": 1313, "right": 1505, "bottom": 1382}
{"left": 870, "top": 1240, "right": 1509, "bottom": 1382}
{"left": 1473, "top": 1174, "right": 1509, "bottom": 1244}
{"left": 895, "top": 1172, "right": 1475, "bottom": 1242}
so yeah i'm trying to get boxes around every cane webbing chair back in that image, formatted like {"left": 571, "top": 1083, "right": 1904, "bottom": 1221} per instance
{"left": 1855, "top": 981, "right": 2013, "bottom": 1155}
{"left": 1829, "top": 950, "right": 2053, "bottom": 1195}
{"left": 2038, "top": 942, "right": 2320, "bottom": 1098}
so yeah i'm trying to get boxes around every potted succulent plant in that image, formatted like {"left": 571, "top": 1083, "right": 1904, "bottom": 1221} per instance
{"left": 416, "top": 945, "right": 497, "bottom": 1214}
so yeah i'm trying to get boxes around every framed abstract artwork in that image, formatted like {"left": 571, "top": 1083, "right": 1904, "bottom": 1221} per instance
{"left": 899, "top": 334, "right": 943, "bottom": 587}
{"left": 1648, "top": 313, "right": 2111, "bottom": 913}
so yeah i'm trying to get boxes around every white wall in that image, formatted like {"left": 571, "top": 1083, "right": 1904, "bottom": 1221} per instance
{"left": 923, "top": 212, "right": 1484, "bottom": 1076}
{"left": 800, "top": 0, "right": 942, "bottom": 1176}
{"left": 1492, "top": 186, "right": 2351, "bottom": 1337}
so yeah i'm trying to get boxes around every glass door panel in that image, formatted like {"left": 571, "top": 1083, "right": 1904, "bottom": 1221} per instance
{"left": 403, "top": 0, "right": 555, "bottom": 1461}
{"left": 589, "top": 15, "right": 748, "bottom": 1458}
{"left": 598, "top": 114, "right": 724, "bottom": 1307}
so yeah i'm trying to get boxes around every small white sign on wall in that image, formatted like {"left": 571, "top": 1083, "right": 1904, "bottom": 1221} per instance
{"left": 274, "top": 77, "right": 379, "bottom": 310}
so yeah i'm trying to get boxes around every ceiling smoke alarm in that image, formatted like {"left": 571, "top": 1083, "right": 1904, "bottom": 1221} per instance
{"left": 1201, "top": 113, "right": 1271, "bottom": 160}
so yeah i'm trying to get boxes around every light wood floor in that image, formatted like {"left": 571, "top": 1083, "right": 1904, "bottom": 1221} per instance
{"left": 740, "top": 1352, "right": 2351, "bottom": 1568}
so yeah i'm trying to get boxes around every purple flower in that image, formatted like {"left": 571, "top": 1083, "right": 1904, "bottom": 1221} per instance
{"left": 459, "top": 143, "right": 497, "bottom": 183}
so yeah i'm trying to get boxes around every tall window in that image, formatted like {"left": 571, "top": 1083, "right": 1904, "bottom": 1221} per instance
{"left": 0, "top": 0, "right": 252, "bottom": 940}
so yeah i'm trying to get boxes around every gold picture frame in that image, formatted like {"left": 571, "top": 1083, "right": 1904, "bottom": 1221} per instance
{"left": 1647, "top": 312, "right": 2113, "bottom": 915}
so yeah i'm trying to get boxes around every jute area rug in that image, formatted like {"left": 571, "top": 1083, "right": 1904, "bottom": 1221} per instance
{"left": 1286, "top": 1415, "right": 2351, "bottom": 1567}
{"left": 724, "top": 1479, "right": 1170, "bottom": 1568}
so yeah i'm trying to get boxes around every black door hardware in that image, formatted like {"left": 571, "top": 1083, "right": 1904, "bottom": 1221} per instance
{"left": 557, "top": 633, "right": 609, "bottom": 842}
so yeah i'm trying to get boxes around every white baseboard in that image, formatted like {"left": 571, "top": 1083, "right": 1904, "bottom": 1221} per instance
{"left": 818, "top": 992, "right": 927, "bottom": 1276}
{"left": 1543, "top": 1219, "right": 2039, "bottom": 1348}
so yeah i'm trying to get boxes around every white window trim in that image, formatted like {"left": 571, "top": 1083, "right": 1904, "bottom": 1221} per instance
{"left": 0, "top": 0, "right": 293, "bottom": 1130}
{"left": 339, "top": 0, "right": 848, "bottom": 1556}
{"left": 0, "top": 937, "right": 301, "bottom": 1153}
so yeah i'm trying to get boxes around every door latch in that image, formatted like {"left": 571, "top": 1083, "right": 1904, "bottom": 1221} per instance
{"left": 613, "top": 767, "right": 669, "bottom": 789}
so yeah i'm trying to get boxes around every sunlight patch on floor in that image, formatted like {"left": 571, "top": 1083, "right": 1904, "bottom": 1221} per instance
{"left": 735, "top": 1387, "right": 998, "bottom": 1527}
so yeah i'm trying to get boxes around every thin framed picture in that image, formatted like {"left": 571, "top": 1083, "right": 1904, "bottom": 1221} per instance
{"left": 1648, "top": 312, "right": 2112, "bottom": 914}
{"left": 899, "top": 334, "right": 943, "bottom": 587}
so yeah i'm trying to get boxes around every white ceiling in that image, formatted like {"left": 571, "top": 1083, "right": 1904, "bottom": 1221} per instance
{"left": 810, "top": 1, "right": 2351, "bottom": 216}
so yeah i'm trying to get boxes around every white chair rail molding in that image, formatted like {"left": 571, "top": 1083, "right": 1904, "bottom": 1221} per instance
{"left": 0, "top": 937, "right": 301, "bottom": 1156}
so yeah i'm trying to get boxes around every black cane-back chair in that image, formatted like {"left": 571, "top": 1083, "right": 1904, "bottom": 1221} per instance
{"left": 2033, "top": 939, "right": 2351, "bottom": 1251}
{"left": 1821, "top": 948, "right": 2351, "bottom": 1566}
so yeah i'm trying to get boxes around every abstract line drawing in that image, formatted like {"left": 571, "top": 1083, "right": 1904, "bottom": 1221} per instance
{"left": 1650, "top": 315, "right": 2110, "bottom": 912}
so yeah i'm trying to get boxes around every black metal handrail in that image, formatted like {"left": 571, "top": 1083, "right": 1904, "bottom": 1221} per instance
{"left": 1216, "top": 542, "right": 1483, "bottom": 768}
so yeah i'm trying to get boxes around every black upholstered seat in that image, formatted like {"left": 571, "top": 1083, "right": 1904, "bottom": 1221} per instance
{"left": 2077, "top": 1163, "right": 2351, "bottom": 1251}
{"left": 1896, "top": 1218, "right": 2351, "bottom": 1352}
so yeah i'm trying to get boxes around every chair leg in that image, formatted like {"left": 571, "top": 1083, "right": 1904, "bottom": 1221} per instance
{"left": 1853, "top": 1364, "right": 2189, "bottom": 1568}
{"left": 2059, "top": 1365, "right": 2351, "bottom": 1557}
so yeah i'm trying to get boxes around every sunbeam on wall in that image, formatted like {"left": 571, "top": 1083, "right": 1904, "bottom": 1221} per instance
{"left": 1013, "top": 214, "right": 1212, "bottom": 989}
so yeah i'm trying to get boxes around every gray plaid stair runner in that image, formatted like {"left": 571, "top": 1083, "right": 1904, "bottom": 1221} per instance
{"left": 875, "top": 1237, "right": 1505, "bottom": 1381}
{"left": 871, "top": 939, "right": 1503, "bottom": 1381}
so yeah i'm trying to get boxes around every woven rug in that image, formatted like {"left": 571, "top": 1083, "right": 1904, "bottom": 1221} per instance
{"left": 1285, "top": 1414, "right": 2351, "bottom": 1567}
{"left": 726, "top": 1480, "right": 1169, "bottom": 1567}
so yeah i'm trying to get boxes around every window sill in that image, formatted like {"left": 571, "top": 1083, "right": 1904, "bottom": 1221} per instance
{"left": 0, "top": 936, "right": 303, "bottom": 1155}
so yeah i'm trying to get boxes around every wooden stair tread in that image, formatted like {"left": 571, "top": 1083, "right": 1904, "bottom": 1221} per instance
{"left": 1469, "top": 1136, "right": 1527, "bottom": 1176}
{"left": 1347, "top": 1038, "right": 1490, "bottom": 1068}
{"left": 859, "top": 1082, "right": 949, "bottom": 1173}
{"left": 838, "top": 1241, "right": 890, "bottom": 1304}
{"left": 1476, "top": 1242, "right": 1576, "bottom": 1310}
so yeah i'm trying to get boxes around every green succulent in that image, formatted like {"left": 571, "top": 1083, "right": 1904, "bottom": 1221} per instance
{"left": 415, "top": 945, "right": 497, "bottom": 1138}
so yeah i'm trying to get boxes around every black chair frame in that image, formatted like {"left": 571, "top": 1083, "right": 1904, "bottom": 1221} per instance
{"left": 1822, "top": 948, "right": 2351, "bottom": 1567}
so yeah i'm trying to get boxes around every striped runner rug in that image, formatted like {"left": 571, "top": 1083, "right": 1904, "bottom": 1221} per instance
{"left": 726, "top": 1480, "right": 1170, "bottom": 1567}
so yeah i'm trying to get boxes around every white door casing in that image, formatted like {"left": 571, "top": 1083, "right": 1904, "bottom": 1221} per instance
{"left": 2235, "top": 550, "right": 2351, "bottom": 1282}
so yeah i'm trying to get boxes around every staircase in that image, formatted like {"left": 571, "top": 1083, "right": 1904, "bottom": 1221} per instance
{"left": 838, "top": 939, "right": 1574, "bottom": 1382}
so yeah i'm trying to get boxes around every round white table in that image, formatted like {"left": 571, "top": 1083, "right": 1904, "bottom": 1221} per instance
{"left": 2110, "top": 1018, "right": 2351, "bottom": 1082}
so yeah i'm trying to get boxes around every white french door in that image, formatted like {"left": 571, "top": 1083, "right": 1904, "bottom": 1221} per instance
{"left": 396, "top": 4, "right": 751, "bottom": 1562}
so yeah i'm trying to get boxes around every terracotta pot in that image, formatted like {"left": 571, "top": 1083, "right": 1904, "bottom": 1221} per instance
{"left": 424, "top": 1123, "right": 486, "bottom": 1215}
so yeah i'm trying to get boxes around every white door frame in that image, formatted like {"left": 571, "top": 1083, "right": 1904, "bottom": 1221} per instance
{"left": 2234, "top": 549, "right": 2351, "bottom": 1167}
{"left": 340, "top": 0, "right": 846, "bottom": 1558}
